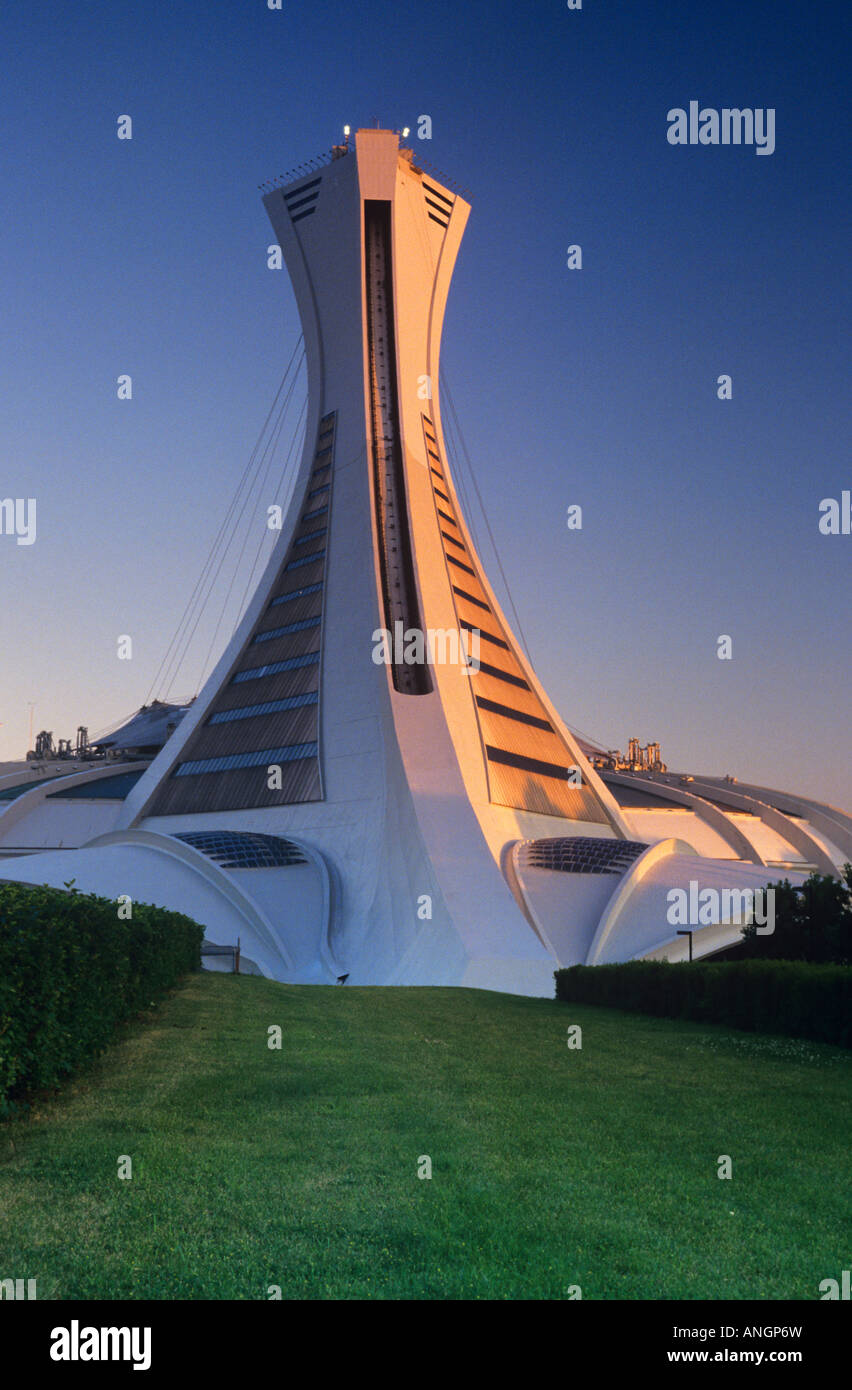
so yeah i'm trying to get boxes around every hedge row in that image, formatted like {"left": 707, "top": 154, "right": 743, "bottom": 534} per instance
{"left": 554, "top": 959, "right": 851, "bottom": 1049}
{"left": 0, "top": 880, "right": 203, "bottom": 1116}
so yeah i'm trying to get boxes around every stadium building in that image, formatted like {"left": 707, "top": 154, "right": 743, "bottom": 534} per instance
{"left": 2, "top": 130, "right": 849, "bottom": 991}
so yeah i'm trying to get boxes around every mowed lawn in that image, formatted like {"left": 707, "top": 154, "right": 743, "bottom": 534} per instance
{"left": 0, "top": 972, "right": 849, "bottom": 1300}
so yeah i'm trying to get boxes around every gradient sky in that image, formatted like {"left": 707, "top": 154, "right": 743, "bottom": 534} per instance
{"left": 1, "top": 0, "right": 849, "bottom": 806}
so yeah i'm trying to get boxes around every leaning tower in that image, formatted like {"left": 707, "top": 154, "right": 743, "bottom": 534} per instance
{"left": 113, "top": 128, "right": 629, "bottom": 989}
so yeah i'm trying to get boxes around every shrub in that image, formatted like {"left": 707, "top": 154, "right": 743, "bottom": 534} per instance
{"left": 0, "top": 880, "right": 203, "bottom": 1116}
{"left": 554, "top": 959, "right": 851, "bottom": 1048}
{"left": 720, "top": 864, "right": 852, "bottom": 964}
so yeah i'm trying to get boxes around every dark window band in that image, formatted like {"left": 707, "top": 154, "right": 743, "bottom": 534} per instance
{"left": 176, "top": 742, "right": 318, "bottom": 777}
{"left": 486, "top": 746, "right": 576, "bottom": 781}
{"left": 253, "top": 615, "right": 321, "bottom": 644}
{"left": 475, "top": 660, "right": 529, "bottom": 689}
{"left": 270, "top": 581, "right": 323, "bottom": 608}
{"left": 285, "top": 177, "right": 321, "bottom": 199}
{"left": 460, "top": 619, "right": 508, "bottom": 650}
{"left": 286, "top": 549, "right": 325, "bottom": 570}
{"left": 446, "top": 553, "right": 476, "bottom": 577}
{"left": 209, "top": 693, "right": 318, "bottom": 725}
{"left": 453, "top": 585, "right": 490, "bottom": 612}
{"left": 423, "top": 182, "right": 452, "bottom": 207}
{"left": 476, "top": 696, "right": 552, "bottom": 732}
{"left": 287, "top": 191, "right": 319, "bottom": 213}
{"left": 233, "top": 651, "right": 320, "bottom": 684}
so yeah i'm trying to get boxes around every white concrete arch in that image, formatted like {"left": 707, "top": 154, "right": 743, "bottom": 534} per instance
{"left": 602, "top": 771, "right": 764, "bottom": 863}
{"left": 87, "top": 828, "right": 341, "bottom": 981}
{"left": 586, "top": 838, "right": 695, "bottom": 965}
{"left": 0, "top": 826, "right": 340, "bottom": 984}
{"left": 685, "top": 779, "right": 837, "bottom": 875}
{"left": 0, "top": 761, "right": 150, "bottom": 851}
{"left": 718, "top": 781, "right": 852, "bottom": 864}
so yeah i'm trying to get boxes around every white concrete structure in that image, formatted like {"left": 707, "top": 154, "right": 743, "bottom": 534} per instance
{"left": 1, "top": 131, "right": 848, "bottom": 990}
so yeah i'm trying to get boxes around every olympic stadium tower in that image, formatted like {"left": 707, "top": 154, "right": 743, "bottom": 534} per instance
{"left": 2, "top": 130, "right": 849, "bottom": 989}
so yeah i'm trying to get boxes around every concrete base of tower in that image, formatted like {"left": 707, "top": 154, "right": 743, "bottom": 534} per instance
{"left": 0, "top": 828, "right": 561, "bottom": 996}
{"left": 0, "top": 826, "right": 808, "bottom": 996}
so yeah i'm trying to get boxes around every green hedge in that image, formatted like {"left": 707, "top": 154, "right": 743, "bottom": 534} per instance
{"left": 0, "top": 881, "right": 203, "bottom": 1116}
{"left": 554, "top": 959, "right": 851, "bottom": 1049}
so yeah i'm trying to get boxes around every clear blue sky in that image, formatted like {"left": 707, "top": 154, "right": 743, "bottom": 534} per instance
{"left": 1, "top": 0, "right": 849, "bottom": 807}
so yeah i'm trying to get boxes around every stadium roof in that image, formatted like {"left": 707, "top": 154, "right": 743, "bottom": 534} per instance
{"left": 92, "top": 701, "right": 190, "bottom": 751}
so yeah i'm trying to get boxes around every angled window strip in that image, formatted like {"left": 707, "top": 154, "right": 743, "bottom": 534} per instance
{"left": 151, "top": 413, "right": 337, "bottom": 815}
{"left": 485, "top": 746, "right": 577, "bottom": 782}
{"left": 209, "top": 692, "right": 319, "bottom": 724}
{"left": 453, "top": 584, "right": 490, "bottom": 612}
{"left": 252, "top": 616, "right": 321, "bottom": 644}
{"left": 175, "top": 743, "right": 319, "bottom": 777}
{"left": 287, "top": 191, "right": 320, "bottom": 213}
{"left": 269, "top": 581, "right": 324, "bottom": 608}
{"left": 445, "top": 552, "right": 476, "bottom": 577}
{"left": 232, "top": 651, "right": 321, "bottom": 684}
{"left": 286, "top": 549, "right": 326, "bottom": 570}
{"left": 459, "top": 619, "right": 508, "bottom": 650}
{"left": 475, "top": 695, "right": 553, "bottom": 732}
{"left": 422, "top": 181, "right": 453, "bottom": 208}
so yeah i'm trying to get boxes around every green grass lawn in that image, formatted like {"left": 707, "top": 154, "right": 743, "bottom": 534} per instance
{"left": 1, "top": 972, "right": 849, "bottom": 1300}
